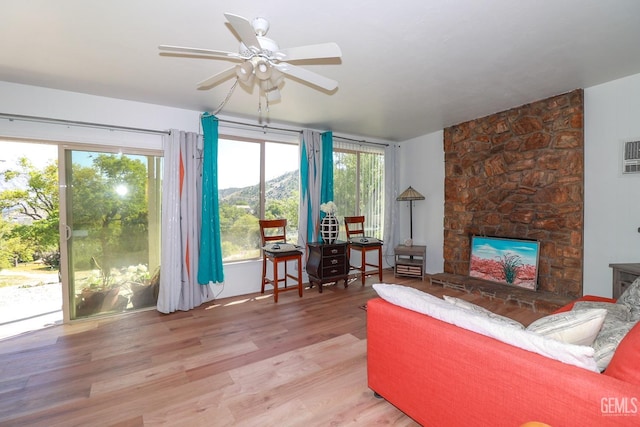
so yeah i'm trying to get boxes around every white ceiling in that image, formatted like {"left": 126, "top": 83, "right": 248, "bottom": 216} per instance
{"left": 2, "top": 0, "right": 640, "bottom": 142}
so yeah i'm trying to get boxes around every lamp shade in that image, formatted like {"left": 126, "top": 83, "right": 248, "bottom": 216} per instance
{"left": 396, "top": 186, "right": 425, "bottom": 201}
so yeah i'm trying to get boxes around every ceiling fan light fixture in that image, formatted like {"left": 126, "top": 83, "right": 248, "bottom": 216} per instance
{"left": 235, "top": 61, "right": 254, "bottom": 83}
{"left": 265, "top": 88, "right": 281, "bottom": 103}
{"left": 254, "top": 59, "right": 272, "bottom": 80}
{"left": 270, "top": 68, "right": 284, "bottom": 86}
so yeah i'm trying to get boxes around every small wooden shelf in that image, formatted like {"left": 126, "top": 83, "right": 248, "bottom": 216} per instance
{"left": 394, "top": 245, "right": 426, "bottom": 280}
{"left": 609, "top": 263, "right": 640, "bottom": 299}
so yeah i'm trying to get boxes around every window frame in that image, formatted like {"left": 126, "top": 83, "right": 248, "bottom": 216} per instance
{"left": 217, "top": 134, "right": 300, "bottom": 263}
{"left": 333, "top": 143, "right": 385, "bottom": 241}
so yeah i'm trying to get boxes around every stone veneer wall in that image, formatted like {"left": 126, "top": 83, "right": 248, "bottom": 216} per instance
{"left": 443, "top": 89, "right": 584, "bottom": 297}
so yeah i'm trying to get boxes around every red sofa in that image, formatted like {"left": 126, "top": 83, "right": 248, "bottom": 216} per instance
{"left": 367, "top": 297, "right": 640, "bottom": 426}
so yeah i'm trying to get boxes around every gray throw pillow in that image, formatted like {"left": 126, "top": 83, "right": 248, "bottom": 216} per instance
{"left": 617, "top": 277, "right": 640, "bottom": 321}
{"left": 575, "top": 296, "right": 639, "bottom": 370}
{"left": 591, "top": 316, "right": 638, "bottom": 371}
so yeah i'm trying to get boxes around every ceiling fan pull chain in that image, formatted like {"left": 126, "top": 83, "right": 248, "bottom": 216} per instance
{"left": 212, "top": 79, "right": 239, "bottom": 116}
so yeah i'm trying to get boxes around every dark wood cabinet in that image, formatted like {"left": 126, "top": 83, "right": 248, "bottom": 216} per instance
{"left": 306, "top": 241, "right": 350, "bottom": 293}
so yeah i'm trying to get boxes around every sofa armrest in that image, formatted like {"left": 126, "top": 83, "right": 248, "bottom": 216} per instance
{"left": 554, "top": 295, "right": 618, "bottom": 313}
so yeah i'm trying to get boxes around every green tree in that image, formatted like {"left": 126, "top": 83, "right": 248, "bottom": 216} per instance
{"left": 71, "top": 154, "right": 148, "bottom": 273}
{"left": 0, "top": 218, "right": 32, "bottom": 269}
{"left": 0, "top": 157, "right": 59, "bottom": 264}
{"left": 333, "top": 151, "right": 357, "bottom": 216}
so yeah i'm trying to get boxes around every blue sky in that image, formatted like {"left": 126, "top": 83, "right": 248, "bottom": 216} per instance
{"left": 471, "top": 236, "right": 539, "bottom": 265}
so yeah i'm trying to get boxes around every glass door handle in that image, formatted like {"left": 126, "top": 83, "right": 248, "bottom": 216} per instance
{"left": 65, "top": 225, "right": 71, "bottom": 241}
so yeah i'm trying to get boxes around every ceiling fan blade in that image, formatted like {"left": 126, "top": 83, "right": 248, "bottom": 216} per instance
{"left": 277, "top": 43, "right": 342, "bottom": 61}
{"left": 159, "top": 45, "right": 241, "bottom": 59}
{"left": 197, "top": 66, "right": 237, "bottom": 90}
{"left": 273, "top": 62, "right": 338, "bottom": 91}
{"left": 224, "top": 13, "right": 260, "bottom": 50}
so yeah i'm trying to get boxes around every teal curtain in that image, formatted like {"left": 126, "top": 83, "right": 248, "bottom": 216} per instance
{"left": 320, "top": 131, "right": 334, "bottom": 213}
{"left": 298, "top": 130, "right": 334, "bottom": 247}
{"left": 198, "top": 113, "right": 224, "bottom": 284}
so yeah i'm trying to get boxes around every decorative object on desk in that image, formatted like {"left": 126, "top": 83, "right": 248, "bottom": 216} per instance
{"left": 396, "top": 186, "right": 425, "bottom": 239}
{"left": 404, "top": 238, "right": 413, "bottom": 247}
{"left": 320, "top": 201, "right": 339, "bottom": 244}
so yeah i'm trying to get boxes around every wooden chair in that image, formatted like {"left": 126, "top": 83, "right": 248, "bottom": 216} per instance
{"left": 259, "top": 219, "right": 303, "bottom": 303}
{"left": 344, "top": 216, "right": 383, "bottom": 285}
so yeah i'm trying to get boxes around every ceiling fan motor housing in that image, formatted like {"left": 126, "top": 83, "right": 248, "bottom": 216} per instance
{"left": 251, "top": 17, "right": 269, "bottom": 36}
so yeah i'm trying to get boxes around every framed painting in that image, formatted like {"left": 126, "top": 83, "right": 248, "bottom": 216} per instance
{"left": 469, "top": 236, "right": 540, "bottom": 290}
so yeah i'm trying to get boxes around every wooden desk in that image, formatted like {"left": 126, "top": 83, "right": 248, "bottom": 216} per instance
{"left": 609, "top": 263, "right": 640, "bottom": 299}
{"left": 306, "top": 241, "right": 350, "bottom": 293}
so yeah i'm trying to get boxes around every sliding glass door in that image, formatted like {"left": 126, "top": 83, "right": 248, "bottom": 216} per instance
{"left": 61, "top": 148, "right": 162, "bottom": 320}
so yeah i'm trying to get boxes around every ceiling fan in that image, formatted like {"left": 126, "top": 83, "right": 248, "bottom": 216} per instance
{"left": 159, "top": 13, "right": 342, "bottom": 104}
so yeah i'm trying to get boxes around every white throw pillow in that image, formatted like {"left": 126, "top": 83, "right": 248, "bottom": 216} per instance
{"left": 372, "top": 283, "right": 599, "bottom": 372}
{"left": 526, "top": 309, "right": 607, "bottom": 346}
{"left": 443, "top": 295, "right": 525, "bottom": 329}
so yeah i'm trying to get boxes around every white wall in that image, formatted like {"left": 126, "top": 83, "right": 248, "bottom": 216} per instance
{"left": 397, "top": 130, "right": 445, "bottom": 274}
{"left": 0, "top": 81, "right": 199, "bottom": 148}
{"left": 584, "top": 72, "right": 640, "bottom": 297}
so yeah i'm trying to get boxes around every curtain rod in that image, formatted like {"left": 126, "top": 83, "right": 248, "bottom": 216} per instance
{"left": 0, "top": 112, "right": 389, "bottom": 146}
{"left": 0, "top": 112, "right": 170, "bottom": 136}
{"left": 332, "top": 135, "right": 389, "bottom": 147}
{"left": 214, "top": 117, "right": 388, "bottom": 147}
{"left": 215, "top": 117, "right": 302, "bottom": 135}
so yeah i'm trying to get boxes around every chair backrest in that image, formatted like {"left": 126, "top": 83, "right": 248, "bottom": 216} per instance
{"left": 344, "top": 216, "right": 366, "bottom": 239}
{"left": 259, "top": 219, "right": 288, "bottom": 246}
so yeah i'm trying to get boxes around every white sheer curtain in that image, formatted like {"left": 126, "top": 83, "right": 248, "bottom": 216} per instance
{"left": 298, "top": 129, "right": 323, "bottom": 252}
{"left": 383, "top": 144, "right": 400, "bottom": 264}
{"left": 157, "top": 130, "right": 216, "bottom": 314}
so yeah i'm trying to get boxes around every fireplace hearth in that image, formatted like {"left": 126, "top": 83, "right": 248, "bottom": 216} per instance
{"left": 428, "top": 272, "right": 573, "bottom": 314}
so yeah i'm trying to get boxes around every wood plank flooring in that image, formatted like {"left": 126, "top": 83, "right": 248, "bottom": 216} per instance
{"left": 0, "top": 270, "right": 546, "bottom": 426}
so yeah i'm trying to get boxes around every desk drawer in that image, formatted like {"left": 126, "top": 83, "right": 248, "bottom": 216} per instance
{"left": 322, "top": 245, "right": 346, "bottom": 257}
{"left": 322, "top": 263, "right": 347, "bottom": 277}
{"left": 324, "top": 255, "right": 345, "bottom": 267}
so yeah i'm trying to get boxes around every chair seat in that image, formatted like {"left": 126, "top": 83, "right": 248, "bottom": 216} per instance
{"left": 344, "top": 216, "right": 384, "bottom": 285}
{"left": 259, "top": 219, "right": 304, "bottom": 303}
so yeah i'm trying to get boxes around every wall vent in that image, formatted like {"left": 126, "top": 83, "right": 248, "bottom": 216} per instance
{"left": 623, "top": 140, "right": 640, "bottom": 174}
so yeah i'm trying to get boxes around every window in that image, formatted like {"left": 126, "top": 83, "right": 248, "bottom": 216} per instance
{"left": 217, "top": 136, "right": 299, "bottom": 262}
{"left": 333, "top": 142, "right": 385, "bottom": 240}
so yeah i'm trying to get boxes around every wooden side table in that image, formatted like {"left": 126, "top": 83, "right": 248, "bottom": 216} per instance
{"left": 609, "top": 263, "right": 640, "bottom": 299}
{"left": 306, "top": 241, "right": 350, "bottom": 293}
{"left": 395, "top": 245, "right": 426, "bottom": 280}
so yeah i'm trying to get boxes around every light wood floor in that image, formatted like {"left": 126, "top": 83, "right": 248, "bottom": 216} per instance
{"left": 0, "top": 270, "right": 545, "bottom": 426}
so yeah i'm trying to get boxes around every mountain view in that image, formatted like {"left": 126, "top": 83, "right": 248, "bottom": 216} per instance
{"left": 219, "top": 169, "right": 298, "bottom": 208}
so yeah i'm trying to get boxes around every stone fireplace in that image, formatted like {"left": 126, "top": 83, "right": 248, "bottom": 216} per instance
{"left": 442, "top": 89, "right": 584, "bottom": 298}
